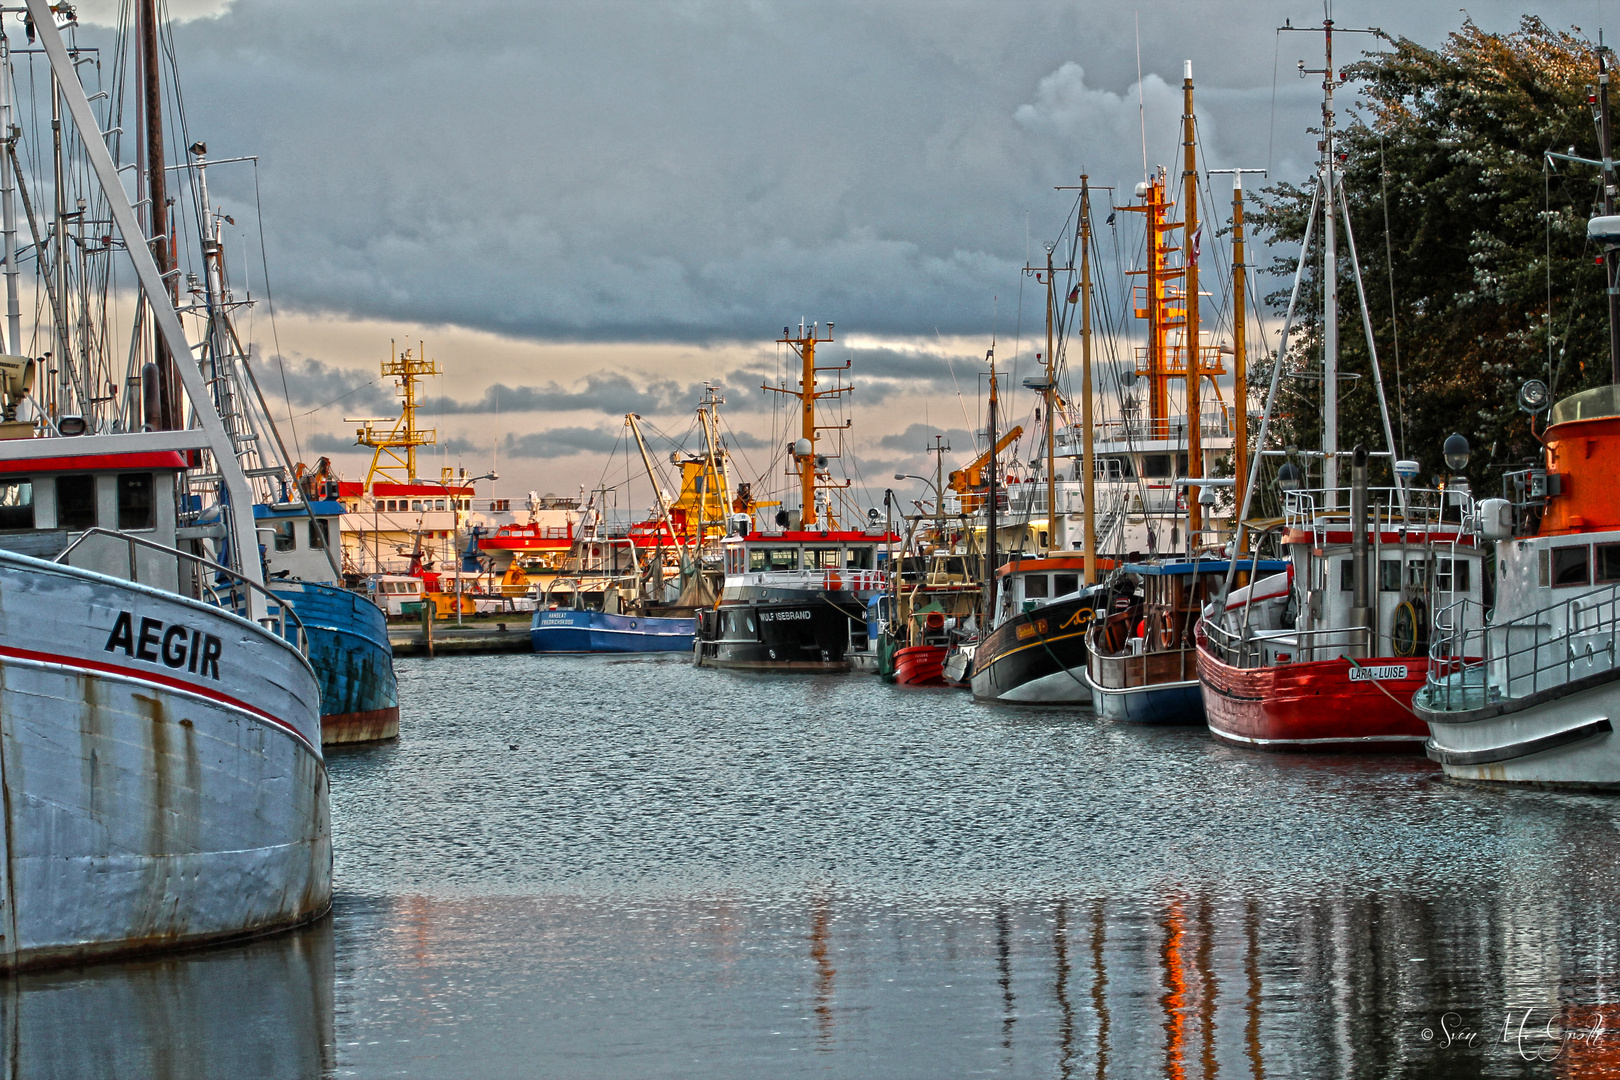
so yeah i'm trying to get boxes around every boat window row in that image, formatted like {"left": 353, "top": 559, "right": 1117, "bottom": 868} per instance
{"left": 1020, "top": 572, "right": 1081, "bottom": 600}
{"left": 377, "top": 580, "right": 422, "bottom": 595}
{"left": 374, "top": 497, "right": 469, "bottom": 513}
{"left": 1090, "top": 454, "right": 1189, "bottom": 481}
{"left": 265, "top": 518, "right": 330, "bottom": 552}
{"left": 1337, "top": 557, "right": 1470, "bottom": 593}
{"left": 727, "top": 545, "right": 878, "bottom": 574}
{"left": 1542, "top": 542, "right": 1620, "bottom": 588}
{"left": 0, "top": 473, "right": 154, "bottom": 532}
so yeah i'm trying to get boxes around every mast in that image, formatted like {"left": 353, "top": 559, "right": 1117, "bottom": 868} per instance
{"left": 0, "top": 31, "right": 17, "bottom": 356}
{"left": 1182, "top": 61, "right": 1202, "bottom": 542}
{"left": 1321, "top": 19, "right": 1339, "bottom": 506}
{"left": 352, "top": 341, "right": 440, "bottom": 490}
{"left": 627, "top": 412, "right": 681, "bottom": 552}
{"left": 51, "top": 67, "right": 66, "bottom": 413}
{"left": 1044, "top": 246, "right": 1057, "bottom": 553}
{"left": 1230, "top": 173, "right": 1251, "bottom": 516}
{"left": 1600, "top": 53, "right": 1620, "bottom": 382}
{"left": 139, "top": 0, "right": 177, "bottom": 429}
{"left": 985, "top": 347, "right": 998, "bottom": 613}
{"left": 1080, "top": 177, "right": 1097, "bottom": 584}
{"left": 765, "top": 320, "right": 846, "bottom": 529}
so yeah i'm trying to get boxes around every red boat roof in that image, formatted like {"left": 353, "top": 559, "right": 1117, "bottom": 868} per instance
{"left": 994, "top": 554, "right": 1118, "bottom": 580}
{"left": 0, "top": 450, "right": 188, "bottom": 476}
{"left": 338, "top": 480, "right": 476, "bottom": 498}
{"left": 736, "top": 530, "right": 899, "bottom": 543}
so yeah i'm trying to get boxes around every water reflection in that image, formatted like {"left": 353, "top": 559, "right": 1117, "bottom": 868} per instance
{"left": 2, "top": 916, "right": 332, "bottom": 1080}
{"left": 26, "top": 654, "right": 1620, "bottom": 1078}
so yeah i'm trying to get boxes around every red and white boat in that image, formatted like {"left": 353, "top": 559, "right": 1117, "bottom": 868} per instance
{"left": 1196, "top": 32, "right": 1487, "bottom": 751}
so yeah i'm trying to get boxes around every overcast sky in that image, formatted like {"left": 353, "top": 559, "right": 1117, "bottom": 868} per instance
{"left": 67, "top": 0, "right": 1609, "bottom": 509}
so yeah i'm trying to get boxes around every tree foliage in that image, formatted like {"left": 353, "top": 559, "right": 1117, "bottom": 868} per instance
{"left": 1254, "top": 16, "right": 1609, "bottom": 496}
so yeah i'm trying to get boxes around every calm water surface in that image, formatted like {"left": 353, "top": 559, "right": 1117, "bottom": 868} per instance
{"left": 22, "top": 654, "right": 1620, "bottom": 1078}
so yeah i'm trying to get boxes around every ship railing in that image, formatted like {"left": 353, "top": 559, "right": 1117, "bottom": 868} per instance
{"left": 55, "top": 527, "right": 307, "bottom": 654}
{"left": 1202, "top": 617, "right": 1373, "bottom": 669}
{"left": 1282, "top": 486, "right": 1475, "bottom": 538}
{"left": 1425, "top": 583, "right": 1620, "bottom": 713}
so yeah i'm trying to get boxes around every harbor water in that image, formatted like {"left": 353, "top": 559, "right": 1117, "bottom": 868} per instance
{"left": 23, "top": 654, "right": 1620, "bottom": 1078}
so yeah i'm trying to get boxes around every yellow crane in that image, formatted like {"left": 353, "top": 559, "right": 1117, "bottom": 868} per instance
{"left": 947, "top": 424, "right": 1024, "bottom": 510}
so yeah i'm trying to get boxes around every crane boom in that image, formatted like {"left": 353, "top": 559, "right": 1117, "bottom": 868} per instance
{"left": 948, "top": 424, "right": 1024, "bottom": 492}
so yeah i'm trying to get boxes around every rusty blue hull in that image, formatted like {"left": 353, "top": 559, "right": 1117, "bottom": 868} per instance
{"left": 0, "top": 550, "right": 331, "bottom": 971}
{"left": 268, "top": 581, "right": 400, "bottom": 744}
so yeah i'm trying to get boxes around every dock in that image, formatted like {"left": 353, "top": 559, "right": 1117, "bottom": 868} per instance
{"left": 389, "top": 620, "right": 532, "bottom": 656}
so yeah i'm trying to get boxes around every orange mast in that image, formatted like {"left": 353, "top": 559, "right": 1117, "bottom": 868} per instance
{"left": 764, "top": 321, "right": 850, "bottom": 528}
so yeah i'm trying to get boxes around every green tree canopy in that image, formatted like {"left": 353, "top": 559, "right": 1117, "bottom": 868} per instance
{"left": 1255, "top": 16, "right": 1609, "bottom": 499}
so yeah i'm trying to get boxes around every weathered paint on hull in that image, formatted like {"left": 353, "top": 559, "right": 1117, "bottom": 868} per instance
{"left": 269, "top": 581, "right": 399, "bottom": 746}
{"left": 1196, "top": 638, "right": 1429, "bottom": 752}
{"left": 322, "top": 706, "right": 400, "bottom": 745}
{"left": 0, "top": 552, "right": 331, "bottom": 970}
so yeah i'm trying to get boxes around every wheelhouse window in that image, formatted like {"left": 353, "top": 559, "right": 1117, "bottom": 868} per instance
{"left": 55, "top": 474, "right": 95, "bottom": 531}
{"left": 0, "top": 479, "right": 31, "bottom": 530}
{"left": 1379, "top": 559, "right": 1403, "bottom": 592}
{"left": 1024, "top": 574, "right": 1050, "bottom": 600}
{"left": 1597, "top": 543, "right": 1620, "bottom": 583}
{"left": 309, "top": 519, "right": 330, "bottom": 549}
{"left": 805, "top": 548, "right": 841, "bottom": 569}
{"left": 847, "top": 546, "right": 875, "bottom": 570}
{"left": 270, "top": 520, "right": 296, "bottom": 552}
{"left": 1141, "top": 454, "right": 1172, "bottom": 478}
{"left": 1553, "top": 545, "right": 1591, "bottom": 587}
{"left": 116, "top": 472, "right": 154, "bottom": 530}
{"left": 764, "top": 547, "right": 799, "bottom": 571}
{"left": 1054, "top": 572, "right": 1079, "bottom": 596}
{"left": 1435, "top": 558, "right": 1471, "bottom": 594}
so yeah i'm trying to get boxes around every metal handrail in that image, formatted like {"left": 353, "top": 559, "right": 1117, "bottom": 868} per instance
{"left": 1282, "top": 486, "right": 1474, "bottom": 533}
{"left": 1425, "top": 582, "right": 1620, "bottom": 712}
{"left": 54, "top": 527, "right": 307, "bottom": 654}
{"left": 1203, "top": 616, "right": 1373, "bottom": 670}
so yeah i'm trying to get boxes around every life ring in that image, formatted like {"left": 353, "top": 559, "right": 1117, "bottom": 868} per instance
{"left": 1158, "top": 616, "right": 1177, "bottom": 650}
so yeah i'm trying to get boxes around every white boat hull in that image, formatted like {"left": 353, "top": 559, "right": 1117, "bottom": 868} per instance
{"left": 0, "top": 552, "right": 330, "bottom": 969}
{"left": 1419, "top": 672, "right": 1620, "bottom": 788}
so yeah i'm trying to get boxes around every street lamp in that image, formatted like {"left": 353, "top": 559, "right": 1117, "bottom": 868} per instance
{"left": 432, "top": 470, "right": 498, "bottom": 626}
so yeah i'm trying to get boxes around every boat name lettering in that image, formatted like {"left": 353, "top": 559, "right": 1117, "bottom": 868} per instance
{"left": 760, "top": 610, "right": 813, "bottom": 622}
{"left": 1348, "top": 663, "right": 1408, "bottom": 682}
{"left": 1015, "top": 619, "right": 1049, "bottom": 640}
{"left": 103, "top": 611, "right": 223, "bottom": 680}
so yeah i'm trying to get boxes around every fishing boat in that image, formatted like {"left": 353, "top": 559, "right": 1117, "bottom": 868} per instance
{"left": 971, "top": 554, "right": 1127, "bottom": 703}
{"left": 1087, "top": 558, "right": 1286, "bottom": 724}
{"left": 1196, "top": 24, "right": 1485, "bottom": 750}
{"left": 694, "top": 322, "right": 896, "bottom": 671}
{"left": 890, "top": 548, "right": 980, "bottom": 686}
{"left": 0, "top": 1, "right": 328, "bottom": 967}
{"left": 183, "top": 147, "right": 399, "bottom": 746}
{"left": 1413, "top": 102, "right": 1620, "bottom": 786}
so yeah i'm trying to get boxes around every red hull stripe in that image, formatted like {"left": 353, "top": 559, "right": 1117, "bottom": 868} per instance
{"left": 0, "top": 643, "right": 318, "bottom": 756}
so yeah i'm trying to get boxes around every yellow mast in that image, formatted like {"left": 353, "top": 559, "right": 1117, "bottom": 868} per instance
{"left": 350, "top": 339, "right": 439, "bottom": 490}
{"left": 1045, "top": 247, "right": 1057, "bottom": 554}
{"left": 1231, "top": 176, "right": 1250, "bottom": 517}
{"left": 1182, "top": 62, "right": 1203, "bottom": 540}
{"left": 764, "top": 321, "right": 848, "bottom": 528}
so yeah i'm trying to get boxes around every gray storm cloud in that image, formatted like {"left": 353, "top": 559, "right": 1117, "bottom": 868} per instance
{"left": 88, "top": 0, "right": 1569, "bottom": 356}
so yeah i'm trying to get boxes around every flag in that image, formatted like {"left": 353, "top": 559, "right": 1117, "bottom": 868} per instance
{"left": 1190, "top": 224, "right": 1203, "bottom": 266}
{"left": 1067, "top": 284, "right": 1080, "bottom": 304}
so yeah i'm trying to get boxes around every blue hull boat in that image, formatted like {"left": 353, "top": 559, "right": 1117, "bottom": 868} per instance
{"left": 268, "top": 580, "right": 400, "bottom": 744}
{"left": 531, "top": 609, "right": 695, "bottom": 653}
{"left": 1091, "top": 678, "right": 1205, "bottom": 725}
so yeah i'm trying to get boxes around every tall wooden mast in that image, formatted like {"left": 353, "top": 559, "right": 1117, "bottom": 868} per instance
{"left": 1182, "top": 62, "right": 1202, "bottom": 540}
{"left": 138, "top": 0, "right": 177, "bottom": 429}
{"left": 1079, "top": 177, "right": 1097, "bottom": 583}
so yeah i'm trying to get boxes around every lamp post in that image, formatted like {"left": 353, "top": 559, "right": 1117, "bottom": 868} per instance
{"left": 433, "top": 470, "right": 498, "bottom": 626}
